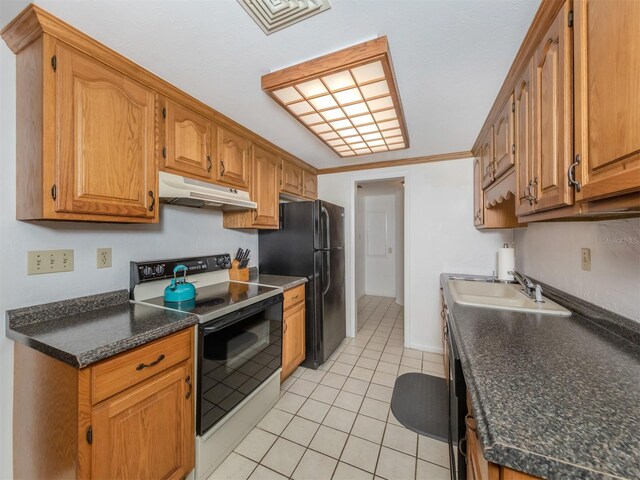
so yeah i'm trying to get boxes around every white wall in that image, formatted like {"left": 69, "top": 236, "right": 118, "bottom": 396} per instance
{"left": 319, "top": 158, "right": 512, "bottom": 351}
{"left": 515, "top": 219, "right": 640, "bottom": 321}
{"left": 0, "top": 37, "right": 258, "bottom": 479}
{"left": 364, "top": 194, "right": 397, "bottom": 297}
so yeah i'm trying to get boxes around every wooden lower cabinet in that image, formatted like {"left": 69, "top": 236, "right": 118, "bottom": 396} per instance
{"left": 466, "top": 393, "right": 540, "bottom": 480}
{"left": 281, "top": 284, "right": 306, "bottom": 381}
{"left": 13, "top": 328, "right": 195, "bottom": 479}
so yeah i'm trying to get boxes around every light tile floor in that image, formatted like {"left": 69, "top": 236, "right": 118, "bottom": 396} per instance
{"left": 209, "top": 295, "right": 449, "bottom": 480}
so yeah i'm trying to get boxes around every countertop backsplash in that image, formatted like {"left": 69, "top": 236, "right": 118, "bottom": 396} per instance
{"left": 514, "top": 218, "right": 640, "bottom": 322}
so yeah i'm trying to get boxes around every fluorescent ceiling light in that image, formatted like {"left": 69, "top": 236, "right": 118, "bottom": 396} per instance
{"left": 262, "top": 36, "right": 409, "bottom": 158}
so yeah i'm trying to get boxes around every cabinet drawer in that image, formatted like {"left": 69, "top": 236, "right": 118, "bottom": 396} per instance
{"left": 283, "top": 284, "right": 305, "bottom": 310}
{"left": 91, "top": 328, "right": 192, "bottom": 405}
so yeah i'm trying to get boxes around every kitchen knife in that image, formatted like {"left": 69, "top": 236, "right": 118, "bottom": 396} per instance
{"left": 235, "top": 248, "right": 242, "bottom": 261}
{"left": 243, "top": 249, "right": 250, "bottom": 260}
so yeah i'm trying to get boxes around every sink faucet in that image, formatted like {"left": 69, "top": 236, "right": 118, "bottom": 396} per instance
{"left": 509, "top": 271, "right": 544, "bottom": 303}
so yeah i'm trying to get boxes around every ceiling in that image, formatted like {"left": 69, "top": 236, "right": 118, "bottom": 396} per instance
{"left": 1, "top": 0, "right": 540, "bottom": 169}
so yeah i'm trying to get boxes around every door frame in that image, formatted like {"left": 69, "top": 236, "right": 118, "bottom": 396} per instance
{"left": 348, "top": 170, "right": 410, "bottom": 346}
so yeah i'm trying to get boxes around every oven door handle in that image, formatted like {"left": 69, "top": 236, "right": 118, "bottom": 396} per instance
{"left": 201, "top": 294, "right": 284, "bottom": 334}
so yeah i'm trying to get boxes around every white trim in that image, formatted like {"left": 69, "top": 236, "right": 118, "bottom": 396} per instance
{"left": 347, "top": 169, "right": 410, "bottom": 345}
{"left": 406, "top": 343, "right": 444, "bottom": 355}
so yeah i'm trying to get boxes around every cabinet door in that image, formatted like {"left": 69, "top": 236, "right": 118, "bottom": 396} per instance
{"left": 574, "top": 0, "right": 640, "bottom": 201}
{"left": 473, "top": 158, "right": 484, "bottom": 226}
{"left": 56, "top": 43, "right": 156, "bottom": 219}
{"left": 217, "top": 127, "right": 251, "bottom": 189}
{"left": 493, "top": 94, "right": 515, "bottom": 180}
{"left": 281, "top": 159, "right": 303, "bottom": 196}
{"left": 163, "top": 99, "right": 213, "bottom": 180}
{"left": 303, "top": 170, "right": 318, "bottom": 199}
{"left": 281, "top": 301, "right": 305, "bottom": 380}
{"left": 480, "top": 129, "right": 494, "bottom": 189}
{"left": 532, "top": 2, "right": 573, "bottom": 212}
{"left": 514, "top": 62, "right": 536, "bottom": 216}
{"left": 251, "top": 146, "right": 279, "bottom": 228}
{"left": 92, "top": 362, "right": 194, "bottom": 480}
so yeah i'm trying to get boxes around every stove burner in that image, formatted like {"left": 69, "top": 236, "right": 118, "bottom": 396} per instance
{"left": 197, "top": 297, "right": 225, "bottom": 308}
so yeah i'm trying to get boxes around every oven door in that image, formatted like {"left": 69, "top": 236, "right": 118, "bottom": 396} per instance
{"left": 197, "top": 294, "right": 283, "bottom": 435}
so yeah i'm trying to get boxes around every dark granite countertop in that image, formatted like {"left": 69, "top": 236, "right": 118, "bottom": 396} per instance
{"left": 6, "top": 289, "right": 198, "bottom": 368}
{"left": 248, "top": 270, "right": 308, "bottom": 290}
{"left": 440, "top": 273, "right": 640, "bottom": 480}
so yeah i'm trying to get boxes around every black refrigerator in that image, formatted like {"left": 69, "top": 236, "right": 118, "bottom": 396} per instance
{"left": 259, "top": 200, "right": 346, "bottom": 369}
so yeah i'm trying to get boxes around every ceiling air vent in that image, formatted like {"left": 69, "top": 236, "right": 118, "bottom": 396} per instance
{"left": 238, "top": 0, "right": 331, "bottom": 35}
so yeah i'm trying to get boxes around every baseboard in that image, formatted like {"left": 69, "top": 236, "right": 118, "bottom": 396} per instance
{"left": 405, "top": 343, "right": 444, "bottom": 355}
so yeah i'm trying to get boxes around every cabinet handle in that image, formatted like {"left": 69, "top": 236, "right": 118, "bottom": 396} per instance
{"left": 185, "top": 375, "right": 192, "bottom": 400}
{"left": 465, "top": 413, "right": 477, "bottom": 433}
{"left": 283, "top": 320, "right": 288, "bottom": 334}
{"left": 148, "top": 191, "right": 155, "bottom": 212}
{"left": 568, "top": 155, "right": 582, "bottom": 192}
{"left": 443, "top": 323, "right": 448, "bottom": 341}
{"left": 207, "top": 156, "right": 212, "bottom": 172}
{"left": 458, "top": 436, "right": 467, "bottom": 459}
{"left": 136, "top": 354, "right": 165, "bottom": 371}
{"left": 525, "top": 181, "right": 534, "bottom": 206}
{"left": 291, "top": 294, "right": 299, "bottom": 301}
{"left": 220, "top": 159, "right": 226, "bottom": 176}
{"left": 531, "top": 177, "right": 538, "bottom": 203}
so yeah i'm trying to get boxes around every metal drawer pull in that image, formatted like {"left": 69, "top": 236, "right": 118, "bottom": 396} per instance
{"left": 291, "top": 294, "right": 299, "bottom": 300}
{"left": 185, "top": 375, "right": 192, "bottom": 399}
{"left": 136, "top": 354, "right": 165, "bottom": 371}
{"left": 283, "top": 320, "right": 288, "bottom": 334}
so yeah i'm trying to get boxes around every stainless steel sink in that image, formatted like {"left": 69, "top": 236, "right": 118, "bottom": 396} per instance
{"left": 448, "top": 279, "right": 571, "bottom": 316}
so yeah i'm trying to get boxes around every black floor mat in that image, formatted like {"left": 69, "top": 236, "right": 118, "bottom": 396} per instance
{"left": 390, "top": 372, "right": 448, "bottom": 442}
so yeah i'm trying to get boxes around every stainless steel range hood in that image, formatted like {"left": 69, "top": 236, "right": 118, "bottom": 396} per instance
{"left": 159, "top": 171, "right": 256, "bottom": 211}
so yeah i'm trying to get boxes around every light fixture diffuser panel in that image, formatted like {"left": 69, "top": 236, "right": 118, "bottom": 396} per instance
{"left": 238, "top": 0, "right": 331, "bottom": 35}
{"left": 262, "top": 36, "right": 409, "bottom": 158}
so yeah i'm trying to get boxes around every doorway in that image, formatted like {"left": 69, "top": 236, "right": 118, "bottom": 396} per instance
{"left": 354, "top": 178, "right": 405, "bottom": 332}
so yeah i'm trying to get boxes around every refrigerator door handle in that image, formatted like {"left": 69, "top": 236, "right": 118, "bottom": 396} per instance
{"left": 321, "top": 205, "right": 331, "bottom": 249}
{"left": 322, "top": 250, "right": 331, "bottom": 295}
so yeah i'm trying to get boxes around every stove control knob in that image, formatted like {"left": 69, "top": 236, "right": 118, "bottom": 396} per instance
{"left": 221, "top": 257, "right": 231, "bottom": 269}
{"left": 155, "top": 265, "right": 165, "bottom": 276}
{"left": 141, "top": 266, "right": 154, "bottom": 277}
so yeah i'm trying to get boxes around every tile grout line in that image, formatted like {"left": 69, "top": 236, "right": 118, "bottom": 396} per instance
{"left": 216, "top": 296, "right": 447, "bottom": 480}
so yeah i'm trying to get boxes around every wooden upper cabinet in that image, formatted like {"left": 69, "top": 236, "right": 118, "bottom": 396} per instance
{"left": 281, "top": 159, "right": 304, "bottom": 197}
{"left": 473, "top": 158, "right": 484, "bottom": 226}
{"left": 251, "top": 146, "right": 280, "bottom": 228}
{"left": 217, "top": 127, "right": 251, "bottom": 189}
{"left": 56, "top": 43, "right": 157, "bottom": 221}
{"left": 92, "top": 362, "right": 193, "bottom": 480}
{"left": 493, "top": 94, "right": 515, "bottom": 180}
{"left": 162, "top": 98, "right": 213, "bottom": 180}
{"left": 574, "top": 0, "right": 640, "bottom": 202}
{"left": 303, "top": 170, "right": 318, "bottom": 199}
{"left": 515, "top": 62, "right": 536, "bottom": 216}
{"left": 531, "top": 1, "right": 573, "bottom": 212}
{"left": 480, "top": 129, "right": 494, "bottom": 189}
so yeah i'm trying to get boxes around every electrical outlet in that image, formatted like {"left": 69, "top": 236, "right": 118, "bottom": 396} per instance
{"left": 581, "top": 248, "right": 591, "bottom": 271}
{"left": 27, "top": 249, "right": 74, "bottom": 275}
{"left": 97, "top": 248, "right": 112, "bottom": 268}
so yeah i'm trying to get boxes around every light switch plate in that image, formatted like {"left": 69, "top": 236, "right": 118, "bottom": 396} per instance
{"left": 97, "top": 248, "right": 112, "bottom": 268}
{"left": 27, "top": 249, "right": 74, "bottom": 275}
{"left": 581, "top": 248, "right": 591, "bottom": 271}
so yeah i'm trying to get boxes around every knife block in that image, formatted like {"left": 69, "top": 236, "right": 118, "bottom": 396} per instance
{"left": 229, "top": 260, "right": 249, "bottom": 282}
